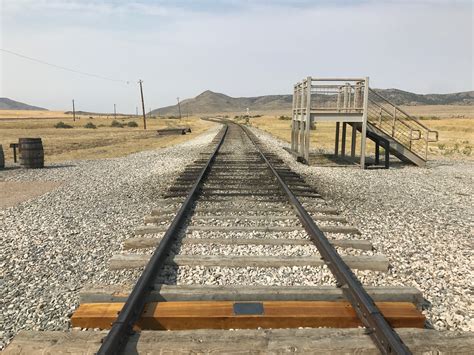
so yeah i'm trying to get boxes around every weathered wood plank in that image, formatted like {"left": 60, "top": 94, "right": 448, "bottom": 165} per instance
{"left": 109, "top": 254, "right": 389, "bottom": 271}
{"left": 80, "top": 284, "right": 424, "bottom": 308}
{"left": 151, "top": 206, "right": 339, "bottom": 215}
{"left": 7, "top": 329, "right": 474, "bottom": 354}
{"left": 144, "top": 214, "right": 347, "bottom": 223}
{"left": 153, "top": 198, "right": 183, "bottom": 207}
{"left": 135, "top": 225, "right": 361, "bottom": 235}
{"left": 123, "top": 236, "right": 372, "bottom": 250}
{"left": 70, "top": 301, "right": 425, "bottom": 330}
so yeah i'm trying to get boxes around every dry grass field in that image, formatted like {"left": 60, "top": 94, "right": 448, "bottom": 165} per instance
{"left": 0, "top": 111, "right": 216, "bottom": 163}
{"left": 0, "top": 105, "right": 472, "bottom": 164}
{"left": 248, "top": 105, "right": 474, "bottom": 160}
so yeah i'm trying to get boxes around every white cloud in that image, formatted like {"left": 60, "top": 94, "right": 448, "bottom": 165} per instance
{"left": 0, "top": 0, "right": 472, "bottom": 112}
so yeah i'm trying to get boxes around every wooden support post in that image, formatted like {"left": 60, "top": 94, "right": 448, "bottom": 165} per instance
{"left": 291, "top": 85, "right": 297, "bottom": 152}
{"left": 298, "top": 85, "right": 305, "bottom": 157}
{"left": 360, "top": 77, "right": 369, "bottom": 169}
{"left": 139, "top": 80, "right": 147, "bottom": 130}
{"left": 385, "top": 141, "right": 390, "bottom": 169}
{"left": 72, "top": 99, "right": 76, "bottom": 122}
{"left": 304, "top": 77, "right": 312, "bottom": 163}
{"left": 341, "top": 123, "right": 347, "bottom": 157}
{"left": 343, "top": 85, "right": 349, "bottom": 113}
{"left": 375, "top": 141, "right": 380, "bottom": 165}
{"left": 337, "top": 89, "right": 342, "bottom": 112}
{"left": 10, "top": 143, "right": 18, "bottom": 163}
{"left": 351, "top": 124, "right": 357, "bottom": 158}
{"left": 335, "top": 122, "right": 340, "bottom": 156}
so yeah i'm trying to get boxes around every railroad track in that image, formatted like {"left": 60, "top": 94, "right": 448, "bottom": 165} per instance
{"left": 6, "top": 121, "right": 472, "bottom": 354}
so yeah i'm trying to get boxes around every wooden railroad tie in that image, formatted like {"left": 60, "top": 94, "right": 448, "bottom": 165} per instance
{"left": 79, "top": 285, "right": 425, "bottom": 307}
{"left": 135, "top": 225, "right": 361, "bottom": 235}
{"left": 123, "top": 236, "right": 373, "bottom": 250}
{"left": 151, "top": 206, "right": 340, "bottom": 215}
{"left": 109, "top": 254, "right": 389, "bottom": 271}
{"left": 143, "top": 214, "right": 348, "bottom": 223}
{"left": 7, "top": 328, "right": 474, "bottom": 354}
{"left": 71, "top": 301, "right": 425, "bottom": 330}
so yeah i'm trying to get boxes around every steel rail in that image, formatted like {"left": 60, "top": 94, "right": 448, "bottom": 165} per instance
{"left": 240, "top": 123, "right": 411, "bottom": 355}
{"left": 98, "top": 124, "right": 229, "bottom": 355}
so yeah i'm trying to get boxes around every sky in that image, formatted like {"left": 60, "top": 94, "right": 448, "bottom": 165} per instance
{"left": 0, "top": 0, "right": 472, "bottom": 113}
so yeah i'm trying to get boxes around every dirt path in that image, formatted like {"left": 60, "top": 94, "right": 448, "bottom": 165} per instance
{"left": 0, "top": 181, "right": 62, "bottom": 209}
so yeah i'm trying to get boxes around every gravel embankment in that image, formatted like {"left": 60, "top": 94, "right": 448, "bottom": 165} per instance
{"left": 0, "top": 126, "right": 220, "bottom": 350}
{"left": 251, "top": 127, "right": 473, "bottom": 332}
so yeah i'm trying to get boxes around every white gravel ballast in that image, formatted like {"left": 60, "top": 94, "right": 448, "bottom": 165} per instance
{"left": 0, "top": 127, "right": 220, "bottom": 350}
{"left": 250, "top": 126, "right": 473, "bottom": 333}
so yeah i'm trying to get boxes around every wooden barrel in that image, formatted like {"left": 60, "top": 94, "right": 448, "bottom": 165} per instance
{"left": 0, "top": 144, "right": 4, "bottom": 169}
{"left": 19, "top": 138, "right": 44, "bottom": 168}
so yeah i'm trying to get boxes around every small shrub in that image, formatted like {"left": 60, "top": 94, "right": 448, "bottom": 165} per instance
{"left": 461, "top": 146, "right": 472, "bottom": 156}
{"left": 111, "top": 120, "right": 124, "bottom": 128}
{"left": 127, "top": 121, "right": 138, "bottom": 127}
{"left": 54, "top": 121, "right": 73, "bottom": 129}
{"left": 84, "top": 122, "right": 97, "bottom": 129}
{"left": 278, "top": 115, "right": 291, "bottom": 120}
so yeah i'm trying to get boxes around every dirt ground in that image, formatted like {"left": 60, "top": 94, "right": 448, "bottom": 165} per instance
{"left": 247, "top": 105, "right": 473, "bottom": 159}
{"left": 0, "top": 111, "right": 216, "bottom": 163}
{"left": 0, "top": 181, "right": 62, "bottom": 209}
{"left": 0, "top": 111, "right": 218, "bottom": 208}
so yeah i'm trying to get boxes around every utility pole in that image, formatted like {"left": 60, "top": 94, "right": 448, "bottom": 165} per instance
{"left": 177, "top": 97, "right": 182, "bottom": 119}
{"left": 136, "top": 106, "right": 138, "bottom": 117}
{"left": 138, "top": 80, "right": 147, "bottom": 130}
{"left": 114, "top": 104, "right": 117, "bottom": 120}
{"left": 72, "top": 99, "right": 76, "bottom": 122}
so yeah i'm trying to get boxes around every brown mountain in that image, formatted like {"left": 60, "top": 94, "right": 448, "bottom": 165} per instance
{"left": 0, "top": 98, "right": 47, "bottom": 110}
{"left": 152, "top": 89, "right": 473, "bottom": 116}
{"left": 152, "top": 90, "right": 292, "bottom": 116}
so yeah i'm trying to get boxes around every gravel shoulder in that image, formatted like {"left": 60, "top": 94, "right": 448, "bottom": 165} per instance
{"left": 0, "top": 126, "right": 221, "bottom": 350}
{"left": 250, "top": 126, "right": 473, "bottom": 333}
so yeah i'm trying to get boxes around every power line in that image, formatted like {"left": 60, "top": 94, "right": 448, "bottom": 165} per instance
{"left": 0, "top": 48, "right": 130, "bottom": 84}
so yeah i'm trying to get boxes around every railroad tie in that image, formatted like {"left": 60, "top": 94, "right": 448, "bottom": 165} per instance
{"left": 122, "top": 236, "right": 373, "bottom": 251}
{"left": 134, "top": 225, "right": 361, "bottom": 235}
{"left": 108, "top": 254, "right": 389, "bottom": 271}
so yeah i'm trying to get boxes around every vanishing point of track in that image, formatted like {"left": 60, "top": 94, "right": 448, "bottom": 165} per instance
{"left": 98, "top": 121, "right": 410, "bottom": 354}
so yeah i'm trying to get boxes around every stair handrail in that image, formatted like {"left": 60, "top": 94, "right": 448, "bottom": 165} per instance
{"left": 368, "top": 98, "right": 421, "bottom": 138}
{"left": 369, "top": 89, "right": 439, "bottom": 142}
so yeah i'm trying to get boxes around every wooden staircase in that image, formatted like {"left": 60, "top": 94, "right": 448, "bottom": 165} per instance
{"left": 365, "top": 89, "right": 439, "bottom": 166}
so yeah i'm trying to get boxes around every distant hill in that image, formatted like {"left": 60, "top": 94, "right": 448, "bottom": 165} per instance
{"left": 372, "top": 89, "right": 474, "bottom": 106}
{"left": 0, "top": 98, "right": 48, "bottom": 111}
{"left": 152, "top": 89, "right": 474, "bottom": 116}
{"left": 152, "top": 90, "right": 293, "bottom": 116}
